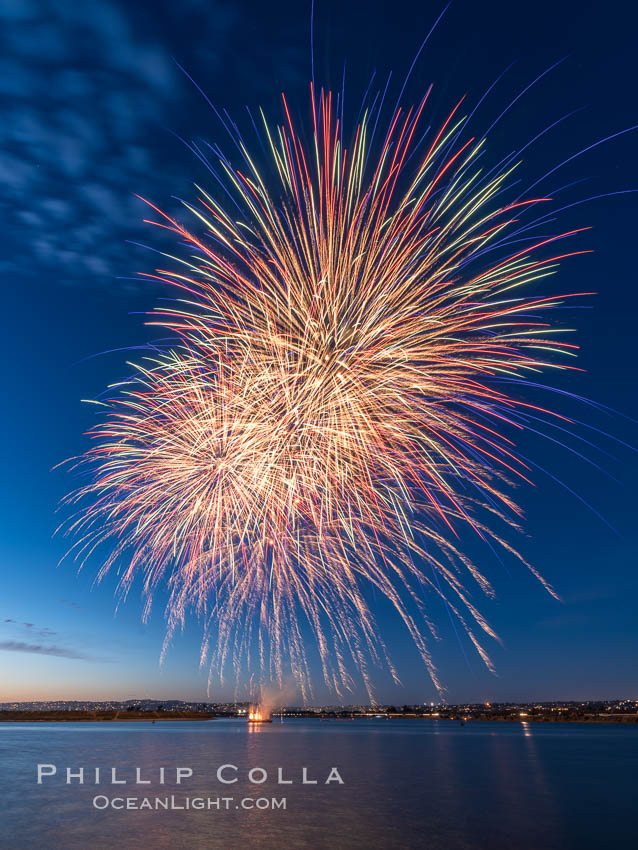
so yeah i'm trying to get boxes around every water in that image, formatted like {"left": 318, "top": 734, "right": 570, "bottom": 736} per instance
{"left": 1, "top": 719, "right": 635, "bottom": 849}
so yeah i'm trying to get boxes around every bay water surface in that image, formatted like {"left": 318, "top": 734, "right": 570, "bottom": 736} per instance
{"left": 1, "top": 718, "right": 635, "bottom": 849}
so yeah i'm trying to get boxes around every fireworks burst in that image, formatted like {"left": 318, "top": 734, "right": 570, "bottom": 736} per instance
{"left": 62, "top": 83, "right": 592, "bottom": 700}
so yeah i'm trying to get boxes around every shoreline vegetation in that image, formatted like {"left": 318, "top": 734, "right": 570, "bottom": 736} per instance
{"left": 1, "top": 709, "right": 637, "bottom": 724}
{"left": 0, "top": 710, "right": 213, "bottom": 722}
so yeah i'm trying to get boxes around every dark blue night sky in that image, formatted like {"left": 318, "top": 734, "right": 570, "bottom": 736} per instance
{"left": 1, "top": 0, "right": 636, "bottom": 704}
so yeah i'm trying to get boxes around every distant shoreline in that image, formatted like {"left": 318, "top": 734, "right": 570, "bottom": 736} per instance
{"left": 471, "top": 716, "right": 638, "bottom": 724}
{"left": 1, "top": 709, "right": 637, "bottom": 724}
{"left": 0, "top": 710, "right": 213, "bottom": 722}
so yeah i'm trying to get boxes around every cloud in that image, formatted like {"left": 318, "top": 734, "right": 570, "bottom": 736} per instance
{"left": 1, "top": 618, "right": 109, "bottom": 660}
{"left": 0, "top": 1, "right": 310, "bottom": 292}
{"left": 0, "top": 0, "right": 235, "bottom": 289}
{"left": 3, "top": 618, "right": 59, "bottom": 641}
{"left": 0, "top": 640, "right": 93, "bottom": 660}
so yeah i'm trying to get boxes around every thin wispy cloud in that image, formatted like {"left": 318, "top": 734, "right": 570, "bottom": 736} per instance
{"left": 1, "top": 619, "right": 104, "bottom": 660}
{"left": 0, "top": 640, "right": 93, "bottom": 660}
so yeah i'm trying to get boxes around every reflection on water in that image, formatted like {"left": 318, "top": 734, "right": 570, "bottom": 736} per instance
{"left": 1, "top": 719, "right": 636, "bottom": 849}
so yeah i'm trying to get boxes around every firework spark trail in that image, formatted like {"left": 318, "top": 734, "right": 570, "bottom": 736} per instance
{"left": 62, "top": 84, "right": 595, "bottom": 700}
